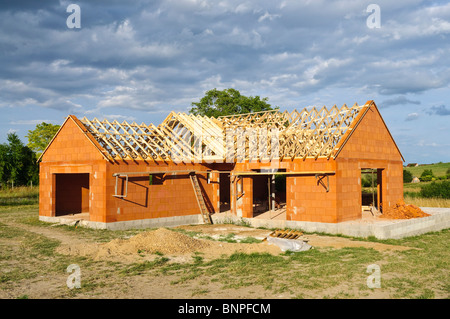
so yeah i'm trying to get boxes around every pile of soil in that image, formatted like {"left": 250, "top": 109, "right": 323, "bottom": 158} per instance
{"left": 379, "top": 200, "right": 430, "bottom": 219}
{"left": 96, "top": 228, "right": 212, "bottom": 258}
{"left": 57, "top": 227, "right": 282, "bottom": 262}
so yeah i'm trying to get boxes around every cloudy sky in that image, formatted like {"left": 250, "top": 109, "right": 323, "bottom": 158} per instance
{"left": 1, "top": 0, "right": 449, "bottom": 163}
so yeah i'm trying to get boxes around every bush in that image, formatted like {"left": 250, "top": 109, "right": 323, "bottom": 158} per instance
{"left": 420, "top": 169, "right": 435, "bottom": 182}
{"left": 403, "top": 170, "right": 413, "bottom": 183}
{"left": 419, "top": 181, "right": 450, "bottom": 199}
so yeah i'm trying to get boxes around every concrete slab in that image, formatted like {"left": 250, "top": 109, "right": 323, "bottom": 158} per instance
{"left": 211, "top": 207, "right": 450, "bottom": 239}
{"left": 39, "top": 207, "right": 449, "bottom": 239}
{"left": 39, "top": 214, "right": 204, "bottom": 231}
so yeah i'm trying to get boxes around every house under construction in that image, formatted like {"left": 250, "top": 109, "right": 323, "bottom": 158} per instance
{"left": 38, "top": 100, "right": 404, "bottom": 229}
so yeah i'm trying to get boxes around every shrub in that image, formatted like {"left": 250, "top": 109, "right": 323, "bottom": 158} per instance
{"left": 420, "top": 169, "right": 435, "bottom": 182}
{"left": 403, "top": 170, "right": 413, "bottom": 183}
{"left": 419, "top": 181, "right": 450, "bottom": 199}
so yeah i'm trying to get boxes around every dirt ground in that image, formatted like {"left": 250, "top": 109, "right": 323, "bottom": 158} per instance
{"left": 1, "top": 220, "right": 427, "bottom": 299}
{"left": 55, "top": 224, "right": 414, "bottom": 264}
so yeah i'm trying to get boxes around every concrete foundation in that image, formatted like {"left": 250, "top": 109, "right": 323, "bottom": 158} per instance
{"left": 39, "top": 213, "right": 203, "bottom": 231}
{"left": 39, "top": 207, "right": 450, "bottom": 240}
{"left": 211, "top": 207, "right": 450, "bottom": 239}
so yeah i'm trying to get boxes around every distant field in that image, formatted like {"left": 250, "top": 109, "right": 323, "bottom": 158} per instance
{"left": 0, "top": 186, "right": 39, "bottom": 206}
{"left": 404, "top": 162, "right": 450, "bottom": 178}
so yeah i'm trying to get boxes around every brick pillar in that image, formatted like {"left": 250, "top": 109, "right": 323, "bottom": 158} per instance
{"left": 241, "top": 176, "right": 253, "bottom": 218}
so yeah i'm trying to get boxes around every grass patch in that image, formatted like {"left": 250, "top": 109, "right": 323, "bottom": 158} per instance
{"left": 404, "top": 195, "right": 450, "bottom": 208}
{"left": 120, "top": 257, "right": 170, "bottom": 276}
{"left": 0, "top": 186, "right": 39, "bottom": 206}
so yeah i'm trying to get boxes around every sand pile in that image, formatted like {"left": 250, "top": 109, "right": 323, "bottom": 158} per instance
{"left": 57, "top": 227, "right": 282, "bottom": 262}
{"left": 97, "top": 228, "right": 212, "bottom": 257}
{"left": 379, "top": 200, "right": 430, "bottom": 219}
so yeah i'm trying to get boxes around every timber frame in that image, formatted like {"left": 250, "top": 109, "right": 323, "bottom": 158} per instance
{"left": 72, "top": 101, "right": 378, "bottom": 163}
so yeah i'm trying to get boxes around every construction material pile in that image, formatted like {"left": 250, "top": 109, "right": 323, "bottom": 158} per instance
{"left": 97, "top": 228, "right": 212, "bottom": 257}
{"left": 379, "top": 200, "right": 430, "bottom": 219}
{"left": 57, "top": 227, "right": 285, "bottom": 262}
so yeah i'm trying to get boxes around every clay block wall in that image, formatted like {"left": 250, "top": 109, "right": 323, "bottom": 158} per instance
{"left": 285, "top": 158, "right": 338, "bottom": 223}
{"left": 105, "top": 162, "right": 218, "bottom": 223}
{"left": 336, "top": 106, "right": 404, "bottom": 215}
{"left": 337, "top": 107, "right": 402, "bottom": 162}
{"left": 39, "top": 117, "right": 107, "bottom": 222}
{"left": 380, "top": 161, "right": 404, "bottom": 208}
{"left": 335, "top": 159, "right": 362, "bottom": 222}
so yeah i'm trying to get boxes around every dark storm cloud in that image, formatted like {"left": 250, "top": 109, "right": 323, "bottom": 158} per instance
{"left": 1, "top": 0, "right": 450, "bottom": 114}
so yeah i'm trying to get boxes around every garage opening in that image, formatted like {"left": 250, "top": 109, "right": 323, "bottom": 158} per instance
{"left": 55, "top": 173, "right": 90, "bottom": 217}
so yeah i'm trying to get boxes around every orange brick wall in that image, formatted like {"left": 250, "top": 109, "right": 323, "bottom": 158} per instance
{"left": 335, "top": 105, "right": 404, "bottom": 217}
{"left": 105, "top": 162, "right": 218, "bottom": 223}
{"left": 228, "top": 105, "right": 404, "bottom": 223}
{"left": 285, "top": 158, "right": 338, "bottom": 223}
{"left": 39, "top": 117, "right": 107, "bottom": 222}
{"left": 39, "top": 117, "right": 222, "bottom": 224}
{"left": 337, "top": 107, "right": 402, "bottom": 162}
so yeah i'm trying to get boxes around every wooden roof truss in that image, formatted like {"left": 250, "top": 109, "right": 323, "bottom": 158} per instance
{"left": 80, "top": 102, "right": 366, "bottom": 162}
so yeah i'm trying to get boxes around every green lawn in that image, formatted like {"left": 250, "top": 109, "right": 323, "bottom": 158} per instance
{"left": 404, "top": 162, "right": 450, "bottom": 178}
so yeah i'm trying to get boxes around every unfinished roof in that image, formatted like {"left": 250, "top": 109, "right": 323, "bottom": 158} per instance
{"left": 42, "top": 100, "right": 398, "bottom": 163}
{"left": 78, "top": 101, "right": 371, "bottom": 162}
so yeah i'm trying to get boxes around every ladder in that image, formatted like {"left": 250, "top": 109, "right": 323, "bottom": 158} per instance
{"left": 189, "top": 173, "right": 212, "bottom": 224}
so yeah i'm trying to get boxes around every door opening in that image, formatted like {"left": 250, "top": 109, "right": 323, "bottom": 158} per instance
{"left": 219, "top": 173, "right": 231, "bottom": 212}
{"left": 361, "top": 168, "right": 383, "bottom": 215}
{"left": 55, "top": 173, "right": 90, "bottom": 217}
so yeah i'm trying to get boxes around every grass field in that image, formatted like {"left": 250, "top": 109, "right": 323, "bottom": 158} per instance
{"left": 0, "top": 186, "right": 39, "bottom": 206}
{"left": 404, "top": 162, "right": 450, "bottom": 178}
{"left": 0, "top": 203, "right": 448, "bottom": 299}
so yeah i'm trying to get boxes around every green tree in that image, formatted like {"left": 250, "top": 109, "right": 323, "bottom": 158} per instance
{"left": 189, "top": 88, "right": 275, "bottom": 117}
{"left": 26, "top": 122, "right": 60, "bottom": 158}
{"left": 403, "top": 169, "right": 413, "bottom": 183}
{"left": 0, "top": 133, "right": 38, "bottom": 187}
{"left": 420, "top": 169, "right": 435, "bottom": 182}
{"left": 0, "top": 143, "right": 10, "bottom": 185}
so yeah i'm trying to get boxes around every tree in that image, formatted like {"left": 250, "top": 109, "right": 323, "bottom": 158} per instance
{"left": 26, "top": 122, "right": 60, "bottom": 158}
{"left": 420, "top": 169, "right": 435, "bottom": 182}
{"left": 0, "top": 133, "right": 38, "bottom": 187}
{"left": 403, "top": 169, "right": 413, "bottom": 183}
{"left": 189, "top": 88, "right": 275, "bottom": 117}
